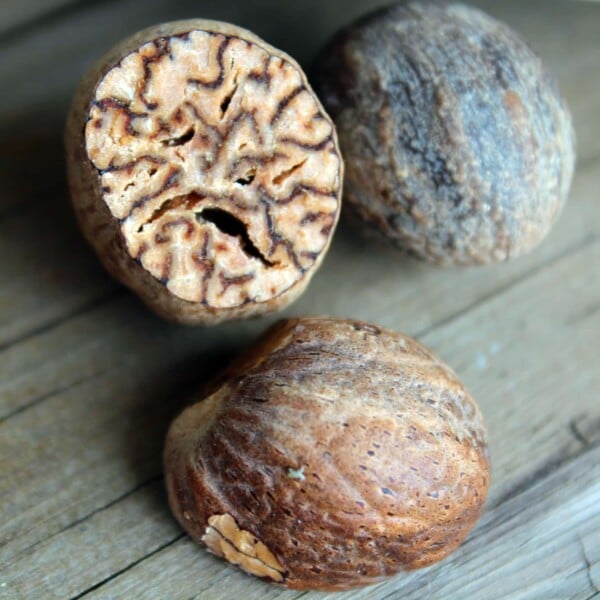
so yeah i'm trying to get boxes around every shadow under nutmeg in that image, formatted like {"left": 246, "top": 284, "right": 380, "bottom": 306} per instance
{"left": 117, "top": 338, "right": 241, "bottom": 520}
{"left": 0, "top": 114, "right": 121, "bottom": 349}
{"left": 114, "top": 310, "right": 280, "bottom": 522}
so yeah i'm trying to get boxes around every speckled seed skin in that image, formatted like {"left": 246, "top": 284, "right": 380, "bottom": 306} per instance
{"left": 65, "top": 20, "right": 342, "bottom": 324}
{"left": 164, "top": 317, "right": 490, "bottom": 590}
{"left": 315, "top": 2, "right": 575, "bottom": 265}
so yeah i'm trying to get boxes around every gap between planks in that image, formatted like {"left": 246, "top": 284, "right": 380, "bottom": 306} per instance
{"left": 68, "top": 533, "right": 186, "bottom": 600}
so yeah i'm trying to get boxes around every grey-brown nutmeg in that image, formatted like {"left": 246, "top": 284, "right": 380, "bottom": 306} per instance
{"left": 315, "top": 2, "right": 575, "bottom": 265}
{"left": 164, "top": 317, "right": 490, "bottom": 590}
{"left": 65, "top": 20, "right": 342, "bottom": 324}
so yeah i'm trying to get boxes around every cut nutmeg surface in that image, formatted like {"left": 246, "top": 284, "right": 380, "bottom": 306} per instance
{"left": 315, "top": 2, "right": 575, "bottom": 265}
{"left": 65, "top": 20, "right": 342, "bottom": 324}
{"left": 164, "top": 317, "right": 490, "bottom": 590}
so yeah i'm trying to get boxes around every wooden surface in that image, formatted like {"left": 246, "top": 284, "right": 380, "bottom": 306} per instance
{"left": 0, "top": 1, "right": 599, "bottom": 598}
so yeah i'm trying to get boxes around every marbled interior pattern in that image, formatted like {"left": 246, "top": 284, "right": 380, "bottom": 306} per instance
{"left": 66, "top": 20, "right": 342, "bottom": 323}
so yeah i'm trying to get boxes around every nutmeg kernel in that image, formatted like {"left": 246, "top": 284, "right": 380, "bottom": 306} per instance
{"left": 164, "top": 317, "right": 491, "bottom": 590}
{"left": 65, "top": 20, "right": 342, "bottom": 324}
{"left": 315, "top": 2, "right": 575, "bottom": 265}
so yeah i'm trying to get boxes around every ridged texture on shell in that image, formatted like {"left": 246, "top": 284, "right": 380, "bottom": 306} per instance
{"left": 164, "top": 317, "right": 490, "bottom": 590}
{"left": 315, "top": 2, "right": 575, "bottom": 265}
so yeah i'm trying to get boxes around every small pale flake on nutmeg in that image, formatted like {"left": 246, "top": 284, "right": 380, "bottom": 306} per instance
{"left": 164, "top": 317, "right": 491, "bottom": 590}
{"left": 202, "top": 514, "right": 285, "bottom": 582}
{"left": 65, "top": 20, "right": 342, "bottom": 324}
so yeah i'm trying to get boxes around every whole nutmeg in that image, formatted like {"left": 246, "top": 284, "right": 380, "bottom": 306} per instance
{"left": 164, "top": 317, "right": 490, "bottom": 590}
{"left": 315, "top": 2, "right": 575, "bottom": 265}
{"left": 65, "top": 20, "right": 342, "bottom": 324}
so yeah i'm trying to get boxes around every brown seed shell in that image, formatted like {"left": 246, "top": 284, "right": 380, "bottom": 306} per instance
{"left": 164, "top": 317, "right": 490, "bottom": 590}
{"left": 65, "top": 20, "right": 342, "bottom": 324}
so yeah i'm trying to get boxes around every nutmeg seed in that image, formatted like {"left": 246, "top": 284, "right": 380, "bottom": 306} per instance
{"left": 65, "top": 20, "right": 342, "bottom": 324}
{"left": 315, "top": 2, "right": 575, "bottom": 265}
{"left": 164, "top": 317, "right": 490, "bottom": 590}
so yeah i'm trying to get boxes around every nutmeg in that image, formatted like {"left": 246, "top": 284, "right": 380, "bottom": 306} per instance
{"left": 65, "top": 20, "right": 342, "bottom": 324}
{"left": 315, "top": 2, "right": 575, "bottom": 265}
{"left": 164, "top": 317, "right": 490, "bottom": 590}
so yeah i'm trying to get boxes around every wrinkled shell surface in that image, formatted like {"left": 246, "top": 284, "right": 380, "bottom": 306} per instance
{"left": 315, "top": 2, "right": 575, "bottom": 265}
{"left": 164, "top": 317, "right": 490, "bottom": 590}
{"left": 66, "top": 20, "right": 342, "bottom": 323}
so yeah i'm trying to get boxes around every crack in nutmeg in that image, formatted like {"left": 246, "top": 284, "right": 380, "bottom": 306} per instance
{"left": 137, "top": 196, "right": 274, "bottom": 267}
{"left": 220, "top": 71, "right": 240, "bottom": 118}
{"left": 197, "top": 207, "right": 276, "bottom": 266}
{"left": 235, "top": 167, "right": 256, "bottom": 186}
{"left": 137, "top": 192, "right": 206, "bottom": 231}
{"left": 202, "top": 513, "right": 285, "bottom": 582}
{"left": 273, "top": 159, "right": 307, "bottom": 186}
{"left": 161, "top": 127, "right": 195, "bottom": 146}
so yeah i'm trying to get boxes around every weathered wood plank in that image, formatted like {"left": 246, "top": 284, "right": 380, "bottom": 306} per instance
{"left": 0, "top": 1, "right": 598, "bottom": 598}
{"left": 0, "top": 306, "right": 255, "bottom": 562}
{"left": 0, "top": 480, "right": 180, "bottom": 599}
{"left": 1, "top": 235, "right": 597, "bottom": 598}
{"left": 0, "top": 0, "right": 84, "bottom": 39}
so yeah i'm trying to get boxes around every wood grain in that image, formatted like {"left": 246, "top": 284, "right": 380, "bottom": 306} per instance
{"left": 0, "top": 0, "right": 84, "bottom": 40}
{"left": 0, "top": 1, "right": 598, "bottom": 599}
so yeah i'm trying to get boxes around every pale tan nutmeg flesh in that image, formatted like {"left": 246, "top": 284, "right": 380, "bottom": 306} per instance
{"left": 164, "top": 317, "right": 491, "bottom": 590}
{"left": 65, "top": 21, "right": 343, "bottom": 324}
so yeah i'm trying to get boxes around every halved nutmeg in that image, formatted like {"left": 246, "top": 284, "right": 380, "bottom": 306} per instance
{"left": 65, "top": 20, "right": 342, "bottom": 324}
{"left": 164, "top": 317, "right": 491, "bottom": 590}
